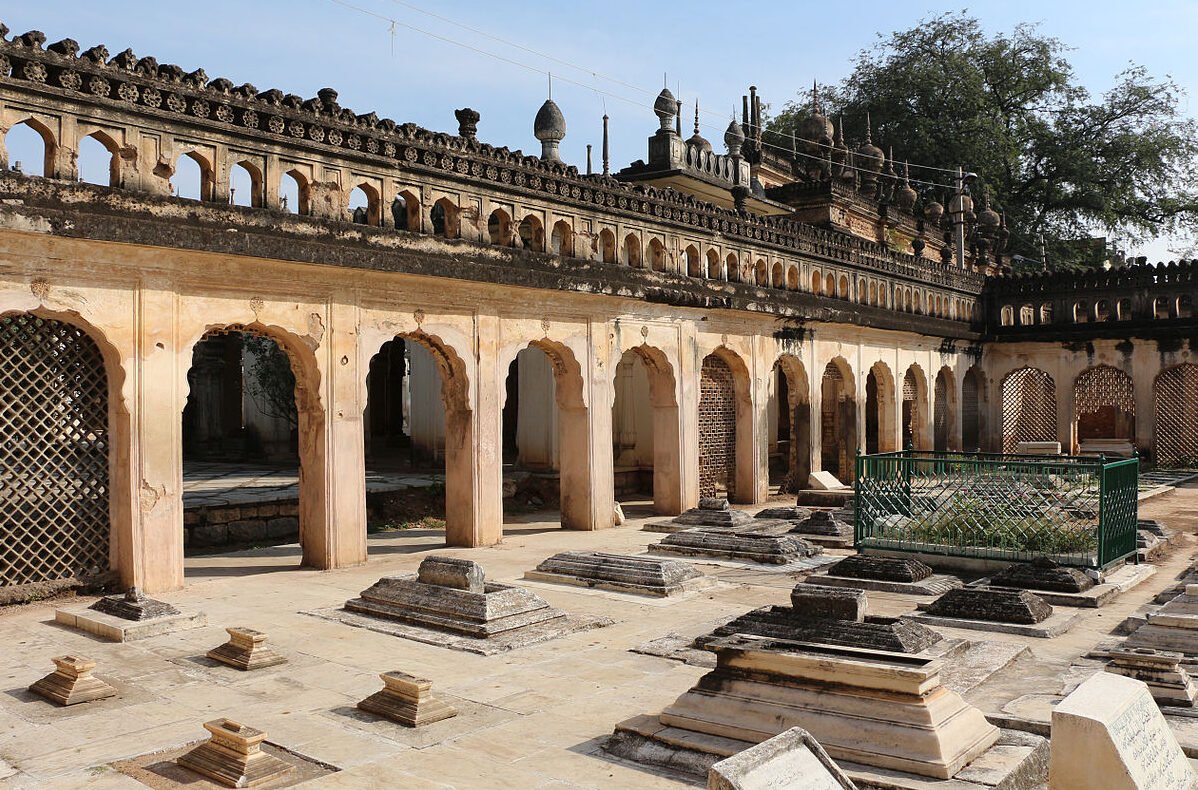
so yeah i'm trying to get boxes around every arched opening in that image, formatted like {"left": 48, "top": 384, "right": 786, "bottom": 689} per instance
{"left": 1074, "top": 365, "right": 1135, "bottom": 455}
{"left": 962, "top": 366, "right": 985, "bottom": 452}
{"left": 182, "top": 326, "right": 317, "bottom": 562}
{"left": 501, "top": 341, "right": 592, "bottom": 529}
{"left": 1, "top": 314, "right": 112, "bottom": 589}
{"left": 279, "top": 169, "right": 308, "bottom": 215}
{"left": 771, "top": 355, "right": 811, "bottom": 492}
{"left": 811, "top": 271, "right": 822, "bottom": 294}
{"left": 706, "top": 249, "right": 721, "bottom": 279}
{"left": 648, "top": 238, "right": 667, "bottom": 272}
{"left": 820, "top": 359, "right": 857, "bottom": 482}
{"left": 431, "top": 198, "right": 460, "bottom": 239}
{"left": 902, "top": 366, "right": 929, "bottom": 449}
{"left": 1095, "top": 300, "right": 1111, "bottom": 322}
{"left": 825, "top": 273, "right": 835, "bottom": 296}
{"left": 726, "top": 253, "right": 739, "bottom": 282}
{"left": 699, "top": 349, "right": 754, "bottom": 502}
{"left": 600, "top": 229, "right": 617, "bottom": 263}
{"left": 1155, "top": 364, "right": 1198, "bottom": 466}
{"left": 1179, "top": 295, "right": 1194, "bottom": 319}
{"left": 348, "top": 184, "right": 381, "bottom": 226}
{"left": 550, "top": 220, "right": 574, "bottom": 257}
{"left": 771, "top": 262, "right": 785, "bottom": 289}
{"left": 1154, "top": 297, "right": 1172, "bottom": 320}
{"left": 787, "top": 266, "right": 800, "bottom": 291}
{"left": 229, "top": 161, "right": 263, "bottom": 208}
{"left": 488, "top": 208, "right": 513, "bottom": 246}
{"left": 869, "top": 281, "right": 878, "bottom": 306}
{"left": 78, "top": 132, "right": 119, "bottom": 187}
{"left": 1116, "top": 298, "right": 1132, "bottom": 320}
{"left": 1040, "top": 303, "right": 1053, "bottom": 324}
{"left": 1000, "top": 367, "right": 1057, "bottom": 453}
{"left": 865, "top": 362, "right": 897, "bottom": 454}
{"left": 172, "top": 151, "right": 213, "bottom": 201}
{"left": 364, "top": 333, "right": 477, "bottom": 546}
{"left": 683, "top": 245, "right": 701, "bottom": 277}
{"left": 1019, "top": 304, "right": 1035, "bottom": 326}
{"left": 3, "top": 119, "right": 55, "bottom": 177}
{"left": 754, "top": 259, "right": 768, "bottom": 286}
{"left": 612, "top": 346, "right": 681, "bottom": 514}
{"left": 1074, "top": 302, "right": 1090, "bottom": 323}
{"left": 391, "top": 189, "right": 419, "bottom": 232}
{"left": 838, "top": 275, "right": 850, "bottom": 299}
{"left": 1000, "top": 305, "right": 1015, "bottom": 326}
{"left": 519, "top": 215, "right": 545, "bottom": 252}
{"left": 624, "top": 234, "right": 642, "bottom": 267}
{"left": 934, "top": 367, "right": 956, "bottom": 452}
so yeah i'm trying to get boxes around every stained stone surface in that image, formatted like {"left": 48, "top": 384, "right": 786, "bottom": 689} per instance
{"left": 206, "top": 627, "right": 288, "bottom": 671}
{"left": 1106, "top": 648, "right": 1198, "bottom": 708}
{"left": 525, "top": 551, "right": 708, "bottom": 597}
{"left": 650, "top": 523, "right": 821, "bottom": 565}
{"left": 417, "top": 556, "right": 485, "bottom": 593}
{"left": 646, "top": 498, "right": 755, "bottom": 532}
{"left": 358, "top": 671, "right": 458, "bottom": 727}
{"left": 790, "top": 511, "right": 853, "bottom": 541}
{"left": 707, "top": 726, "right": 857, "bottom": 790}
{"left": 754, "top": 506, "right": 812, "bottom": 521}
{"left": 926, "top": 587, "right": 1054, "bottom": 625}
{"left": 825, "top": 555, "right": 933, "bottom": 584}
{"left": 177, "top": 718, "right": 294, "bottom": 788}
{"left": 89, "top": 587, "right": 180, "bottom": 621}
{"left": 1126, "top": 584, "right": 1198, "bottom": 657}
{"left": 27, "top": 655, "right": 117, "bottom": 706}
{"left": 346, "top": 556, "right": 566, "bottom": 638}
{"left": 990, "top": 559, "right": 1095, "bottom": 593}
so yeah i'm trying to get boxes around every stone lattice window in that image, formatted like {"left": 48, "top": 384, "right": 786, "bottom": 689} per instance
{"left": 1001, "top": 367, "right": 1056, "bottom": 453}
{"left": 1074, "top": 365, "right": 1135, "bottom": 442}
{"left": 698, "top": 355, "right": 736, "bottom": 498}
{"left": 1155, "top": 364, "right": 1198, "bottom": 466}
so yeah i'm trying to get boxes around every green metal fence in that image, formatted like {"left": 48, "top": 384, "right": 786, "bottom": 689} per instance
{"left": 854, "top": 451, "right": 1139, "bottom": 569}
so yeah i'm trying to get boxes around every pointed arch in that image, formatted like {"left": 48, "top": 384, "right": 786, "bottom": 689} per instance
{"left": 550, "top": 219, "right": 574, "bottom": 257}
{"left": 431, "top": 197, "right": 461, "bottom": 239}
{"left": 820, "top": 357, "right": 857, "bottom": 482}
{"left": 599, "top": 228, "right": 617, "bottom": 263}
{"left": 624, "top": 233, "right": 642, "bottom": 267}
{"left": 934, "top": 366, "right": 956, "bottom": 452}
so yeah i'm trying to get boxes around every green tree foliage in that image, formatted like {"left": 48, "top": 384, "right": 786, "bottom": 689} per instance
{"left": 767, "top": 13, "right": 1198, "bottom": 269}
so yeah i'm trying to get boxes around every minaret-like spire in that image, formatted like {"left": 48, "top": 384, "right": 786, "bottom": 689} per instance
{"left": 693, "top": 99, "right": 701, "bottom": 136}
{"left": 865, "top": 111, "right": 873, "bottom": 145}
{"left": 811, "top": 79, "right": 820, "bottom": 113}
{"left": 601, "top": 113, "right": 610, "bottom": 175}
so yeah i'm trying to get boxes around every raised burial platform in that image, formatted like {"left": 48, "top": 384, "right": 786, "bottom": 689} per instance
{"left": 177, "top": 718, "right": 293, "bottom": 788}
{"left": 55, "top": 588, "right": 206, "bottom": 642}
{"left": 311, "top": 556, "right": 611, "bottom": 654}
{"left": 753, "top": 505, "right": 812, "bottom": 521}
{"left": 973, "top": 561, "right": 1154, "bottom": 608}
{"left": 1107, "top": 648, "right": 1198, "bottom": 708}
{"left": 908, "top": 587, "right": 1082, "bottom": 639}
{"left": 1125, "top": 584, "right": 1198, "bottom": 659}
{"left": 649, "top": 522, "right": 821, "bottom": 565}
{"left": 605, "top": 635, "right": 1043, "bottom": 787}
{"left": 644, "top": 497, "right": 755, "bottom": 533}
{"left": 206, "top": 627, "right": 288, "bottom": 671}
{"left": 788, "top": 510, "right": 854, "bottom": 547}
{"left": 812, "top": 555, "right": 963, "bottom": 596}
{"left": 523, "top": 552, "right": 712, "bottom": 597}
{"left": 694, "top": 584, "right": 944, "bottom": 655}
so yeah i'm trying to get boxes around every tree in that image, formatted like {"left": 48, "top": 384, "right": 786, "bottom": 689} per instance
{"left": 767, "top": 13, "right": 1198, "bottom": 269}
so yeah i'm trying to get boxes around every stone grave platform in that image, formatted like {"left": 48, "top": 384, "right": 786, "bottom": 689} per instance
{"left": 810, "top": 554, "right": 963, "bottom": 596}
{"left": 357, "top": 671, "right": 458, "bottom": 727}
{"left": 787, "top": 510, "right": 855, "bottom": 548}
{"left": 648, "top": 522, "right": 821, "bottom": 565}
{"left": 206, "top": 627, "right": 288, "bottom": 671}
{"left": 707, "top": 726, "right": 856, "bottom": 789}
{"left": 907, "top": 587, "right": 1083, "bottom": 639}
{"left": 523, "top": 551, "right": 714, "bottom": 597}
{"left": 972, "top": 561, "right": 1154, "bottom": 608}
{"left": 176, "top": 718, "right": 294, "bottom": 787}
{"left": 605, "top": 634, "right": 1045, "bottom": 788}
{"left": 1107, "top": 647, "right": 1198, "bottom": 708}
{"left": 55, "top": 588, "right": 206, "bottom": 642}
{"left": 308, "top": 556, "right": 612, "bottom": 655}
{"left": 1123, "top": 584, "right": 1198, "bottom": 659}
{"left": 27, "top": 655, "right": 117, "bottom": 706}
{"left": 643, "top": 497, "right": 755, "bottom": 533}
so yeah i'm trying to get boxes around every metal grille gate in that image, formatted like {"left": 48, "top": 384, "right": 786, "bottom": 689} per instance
{"left": 1001, "top": 367, "right": 1056, "bottom": 453}
{"left": 1155, "top": 364, "right": 1198, "bottom": 467}
{"left": 1, "top": 315, "right": 110, "bottom": 586}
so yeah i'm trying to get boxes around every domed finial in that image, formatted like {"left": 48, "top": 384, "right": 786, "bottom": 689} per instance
{"left": 897, "top": 162, "right": 918, "bottom": 210}
{"left": 534, "top": 99, "right": 566, "bottom": 162}
{"left": 694, "top": 99, "right": 700, "bottom": 136}
{"left": 724, "top": 114, "right": 746, "bottom": 157}
{"left": 811, "top": 79, "right": 820, "bottom": 114}
{"left": 654, "top": 87, "right": 678, "bottom": 133}
{"left": 686, "top": 99, "right": 713, "bottom": 153}
{"left": 864, "top": 111, "right": 873, "bottom": 145}
{"left": 856, "top": 111, "right": 885, "bottom": 184}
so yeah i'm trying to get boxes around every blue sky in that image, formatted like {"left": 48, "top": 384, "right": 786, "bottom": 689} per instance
{"left": 5, "top": 1, "right": 1196, "bottom": 260}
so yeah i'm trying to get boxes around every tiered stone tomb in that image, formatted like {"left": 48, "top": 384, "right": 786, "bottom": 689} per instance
{"left": 206, "top": 627, "right": 288, "bottom": 671}
{"left": 1048, "top": 672, "right": 1196, "bottom": 789}
{"left": 644, "top": 498, "right": 757, "bottom": 534}
{"left": 753, "top": 505, "right": 812, "bottom": 521}
{"left": 1126, "top": 584, "right": 1198, "bottom": 658}
{"left": 990, "top": 559, "right": 1095, "bottom": 594}
{"left": 695, "top": 584, "right": 942, "bottom": 655}
{"left": 707, "top": 726, "right": 857, "bottom": 790}
{"left": 27, "top": 655, "right": 117, "bottom": 706}
{"left": 358, "top": 671, "right": 458, "bottom": 727}
{"left": 650, "top": 521, "right": 821, "bottom": 565}
{"left": 345, "top": 556, "right": 566, "bottom": 638}
{"left": 524, "top": 551, "right": 710, "bottom": 597}
{"left": 177, "top": 718, "right": 293, "bottom": 788}
{"left": 606, "top": 634, "right": 1005, "bottom": 782}
{"left": 788, "top": 510, "right": 854, "bottom": 547}
{"left": 814, "top": 554, "right": 963, "bottom": 595}
{"left": 1106, "top": 648, "right": 1198, "bottom": 708}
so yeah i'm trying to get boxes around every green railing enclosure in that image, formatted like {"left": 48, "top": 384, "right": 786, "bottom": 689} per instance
{"left": 854, "top": 451, "right": 1139, "bottom": 569}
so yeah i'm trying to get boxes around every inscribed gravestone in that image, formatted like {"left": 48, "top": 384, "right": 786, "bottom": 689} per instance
{"left": 708, "top": 727, "right": 856, "bottom": 790}
{"left": 1049, "top": 672, "right": 1196, "bottom": 790}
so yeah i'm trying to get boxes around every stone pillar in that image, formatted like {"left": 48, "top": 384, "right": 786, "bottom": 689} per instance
{"left": 448, "top": 311, "right": 503, "bottom": 547}
{"left": 129, "top": 278, "right": 185, "bottom": 593}
{"left": 677, "top": 323, "right": 701, "bottom": 510}
{"left": 560, "top": 322, "right": 615, "bottom": 530}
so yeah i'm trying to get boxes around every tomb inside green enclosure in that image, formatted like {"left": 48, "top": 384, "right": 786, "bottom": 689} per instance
{"left": 854, "top": 451, "right": 1139, "bottom": 569}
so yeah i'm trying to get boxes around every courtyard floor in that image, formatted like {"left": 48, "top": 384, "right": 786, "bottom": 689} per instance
{"left": 1, "top": 486, "right": 1196, "bottom": 788}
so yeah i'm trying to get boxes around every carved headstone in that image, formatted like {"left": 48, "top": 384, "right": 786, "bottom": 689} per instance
{"left": 416, "top": 556, "right": 484, "bottom": 593}
{"left": 89, "top": 587, "right": 180, "bottom": 621}
{"left": 926, "top": 587, "right": 1053, "bottom": 625}
{"left": 27, "top": 655, "right": 116, "bottom": 706}
{"left": 708, "top": 727, "right": 857, "bottom": 789}
{"left": 206, "top": 627, "right": 288, "bottom": 671}
{"left": 1048, "top": 672, "right": 1196, "bottom": 789}
{"left": 177, "top": 718, "right": 293, "bottom": 788}
{"left": 825, "top": 555, "right": 933, "bottom": 583}
{"left": 358, "top": 671, "right": 458, "bottom": 727}
{"left": 991, "top": 559, "right": 1095, "bottom": 593}
{"left": 1107, "top": 648, "right": 1198, "bottom": 708}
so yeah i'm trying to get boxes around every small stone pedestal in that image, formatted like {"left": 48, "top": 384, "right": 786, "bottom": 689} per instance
{"left": 56, "top": 587, "right": 206, "bottom": 642}
{"left": 207, "top": 628, "right": 288, "bottom": 671}
{"left": 1107, "top": 648, "right": 1198, "bottom": 707}
{"left": 27, "top": 655, "right": 116, "bottom": 706}
{"left": 358, "top": 671, "right": 458, "bottom": 727}
{"left": 177, "top": 718, "right": 293, "bottom": 788}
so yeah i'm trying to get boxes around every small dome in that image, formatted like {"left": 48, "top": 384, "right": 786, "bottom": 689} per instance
{"left": 534, "top": 99, "right": 565, "bottom": 143}
{"left": 924, "top": 200, "right": 944, "bottom": 223}
{"left": 724, "top": 119, "right": 746, "bottom": 153}
{"left": 857, "top": 114, "right": 884, "bottom": 174}
{"left": 686, "top": 100, "right": 712, "bottom": 152}
{"left": 799, "top": 112, "right": 834, "bottom": 147}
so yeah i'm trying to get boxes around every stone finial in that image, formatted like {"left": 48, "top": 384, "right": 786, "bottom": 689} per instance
{"left": 724, "top": 117, "right": 746, "bottom": 157}
{"left": 47, "top": 38, "right": 79, "bottom": 58}
{"left": 28, "top": 655, "right": 117, "bottom": 706}
{"left": 534, "top": 99, "right": 566, "bottom": 163}
{"left": 417, "top": 556, "right": 485, "bottom": 593}
{"left": 654, "top": 87, "right": 678, "bottom": 133}
{"left": 207, "top": 627, "right": 288, "bottom": 671}
{"left": 455, "top": 107, "right": 480, "bottom": 140}
{"left": 358, "top": 671, "right": 458, "bottom": 726}
{"left": 177, "top": 719, "right": 293, "bottom": 788}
